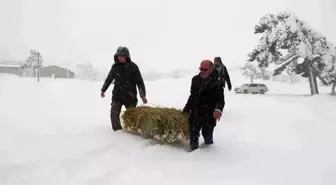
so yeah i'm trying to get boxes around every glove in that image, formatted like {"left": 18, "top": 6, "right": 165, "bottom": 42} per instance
{"left": 182, "top": 106, "right": 189, "bottom": 114}
{"left": 141, "top": 97, "right": 148, "bottom": 104}
{"left": 182, "top": 110, "right": 191, "bottom": 120}
{"left": 213, "top": 109, "right": 222, "bottom": 120}
{"left": 182, "top": 111, "right": 189, "bottom": 116}
{"left": 101, "top": 91, "right": 105, "bottom": 98}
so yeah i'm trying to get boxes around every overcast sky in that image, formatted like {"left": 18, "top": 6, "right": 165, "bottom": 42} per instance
{"left": 0, "top": 0, "right": 335, "bottom": 73}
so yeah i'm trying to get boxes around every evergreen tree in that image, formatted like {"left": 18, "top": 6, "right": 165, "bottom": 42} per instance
{"left": 248, "top": 11, "right": 335, "bottom": 95}
{"left": 23, "top": 50, "right": 43, "bottom": 77}
{"left": 23, "top": 50, "right": 43, "bottom": 68}
{"left": 313, "top": 46, "right": 336, "bottom": 95}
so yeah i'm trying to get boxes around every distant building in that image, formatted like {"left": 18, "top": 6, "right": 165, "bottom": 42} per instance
{"left": 0, "top": 60, "right": 24, "bottom": 75}
{"left": 75, "top": 63, "right": 103, "bottom": 81}
{"left": 40, "top": 65, "right": 75, "bottom": 79}
{"left": 75, "top": 64, "right": 90, "bottom": 80}
{"left": 21, "top": 68, "right": 35, "bottom": 77}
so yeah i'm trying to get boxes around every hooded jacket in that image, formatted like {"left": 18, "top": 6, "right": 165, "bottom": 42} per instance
{"left": 214, "top": 57, "right": 232, "bottom": 90}
{"left": 101, "top": 53, "right": 146, "bottom": 105}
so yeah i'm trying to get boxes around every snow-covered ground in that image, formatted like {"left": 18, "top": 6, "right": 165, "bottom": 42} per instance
{"left": 0, "top": 74, "right": 336, "bottom": 185}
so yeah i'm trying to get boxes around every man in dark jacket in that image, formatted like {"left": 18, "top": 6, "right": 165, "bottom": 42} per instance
{"left": 214, "top": 57, "right": 232, "bottom": 91}
{"left": 183, "top": 60, "right": 225, "bottom": 151}
{"left": 101, "top": 46, "right": 147, "bottom": 131}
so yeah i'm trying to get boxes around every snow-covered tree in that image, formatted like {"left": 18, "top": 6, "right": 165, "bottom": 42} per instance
{"left": 248, "top": 11, "right": 335, "bottom": 95}
{"left": 23, "top": 50, "right": 43, "bottom": 68}
{"left": 242, "top": 62, "right": 270, "bottom": 83}
{"left": 23, "top": 50, "right": 43, "bottom": 78}
{"left": 313, "top": 46, "right": 336, "bottom": 95}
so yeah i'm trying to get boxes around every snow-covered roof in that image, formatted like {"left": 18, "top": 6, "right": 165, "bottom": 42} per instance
{"left": 0, "top": 60, "right": 24, "bottom": 68}
{"left": 42, "top": 65, "right": 75, "bottom": 72}
{"left": 0, "top": 64, "right": 22, "bottom": 68}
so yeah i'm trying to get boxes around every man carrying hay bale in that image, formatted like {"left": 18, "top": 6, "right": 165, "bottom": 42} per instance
{"left": 183, "top": 60, "right": 225, "bottom": 151}
{"left": 101, "top": 46, "right": 148, "bottom": 131}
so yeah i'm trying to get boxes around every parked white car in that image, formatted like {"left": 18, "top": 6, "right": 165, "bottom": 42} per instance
{"left": 234, "top": 83, "right": 268, "bottom": 94}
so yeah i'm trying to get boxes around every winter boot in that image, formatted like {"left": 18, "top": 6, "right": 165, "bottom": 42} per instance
{"left": 204, "top": 138, "right": 214, "bottom": 145}
{"left": 190, "top": 138, "right": 199, "bottom": 151}
{"left": 202, "top": 125, "right": 214, "bottom": 145}
{"left": 112, "top": 122, "right": 122, "bottom": 131}
{"left": 110, "top": 101, "right": 123, "bottom": 131}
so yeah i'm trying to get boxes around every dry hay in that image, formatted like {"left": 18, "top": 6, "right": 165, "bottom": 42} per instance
{"left": 121, "top": 106, "right": 190, "bottom": 144}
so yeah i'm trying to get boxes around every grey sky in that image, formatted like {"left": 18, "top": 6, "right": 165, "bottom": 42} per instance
{"left": 1, "top": 0, "right": 335, "bottom": 73}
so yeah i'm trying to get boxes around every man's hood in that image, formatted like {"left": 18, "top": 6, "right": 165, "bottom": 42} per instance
{"left": 214, "top": 57, "right": 222, "bottom": 64}
{"left": 214, "top": 57, "right": 224, "bottom": 71}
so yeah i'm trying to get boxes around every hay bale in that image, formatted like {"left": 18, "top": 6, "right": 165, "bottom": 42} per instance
{"left": 122, "top": 106, "right": 190, "bottom": 144}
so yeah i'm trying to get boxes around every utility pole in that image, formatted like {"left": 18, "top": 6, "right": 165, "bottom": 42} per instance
{"left": 31, "top": 50, "right": 41, "bottom": 82}
{"left": 37, "top": 52, "right": 40, "bottom": 82}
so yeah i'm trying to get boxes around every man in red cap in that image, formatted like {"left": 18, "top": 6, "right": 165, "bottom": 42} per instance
{"left": 183, "top": 60, "right": 225, "bottom": 151}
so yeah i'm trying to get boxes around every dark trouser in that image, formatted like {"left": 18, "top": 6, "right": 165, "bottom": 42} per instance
{"left": 110, "top": 101, "right": 136, "bottom": 131}
{"left": 189, "top": 115, "right": 216, "bottom": 150}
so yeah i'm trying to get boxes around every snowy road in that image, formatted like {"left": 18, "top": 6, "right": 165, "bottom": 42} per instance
{"left": 0, "top": 74, "right": 336, "bottom": 185}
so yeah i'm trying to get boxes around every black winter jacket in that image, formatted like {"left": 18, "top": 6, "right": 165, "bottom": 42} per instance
{"left": 183, "top": 70, "right": 225, "bottom": 121}
{"left": 101, "top": 56, "right": 146, "bottom": 105}
{"left": 217, "top": 64, "right": 232, "bottom": 90}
